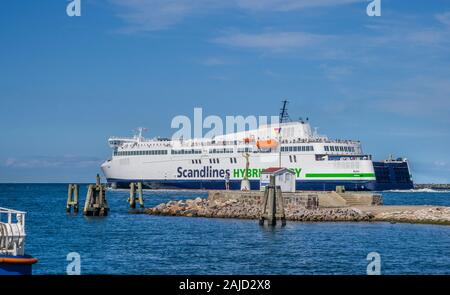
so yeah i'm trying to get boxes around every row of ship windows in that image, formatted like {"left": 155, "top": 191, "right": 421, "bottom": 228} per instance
{"left": 175, "top": 148, "right": 253, "bottom": 154}
{"left": 115, "top": 148, "right": 256, "bottom": 157}
{"left": 281, "top": 146, "right": 314, "bottom": 152}
{"left": 171, "top": 149, "right": 202, "bottom": 155}
{"left": 191, "top": 158, "right": 238, "bottom": 164}
{"left": 324, "top": 146, "right": 356, "bottom": 152}
{"left": 114, "top": 146, "right": 354, "bottom": 157}
{"left": 114, "top": 150, "right": 168, "bottom": 156}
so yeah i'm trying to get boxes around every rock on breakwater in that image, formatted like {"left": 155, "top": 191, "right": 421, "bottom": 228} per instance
{"left": 145, "top": 196, "right": 450, "bottom": 225}
{"left": 145, "top": 197, "right": 374, "bottom": 221}
{"left": 369, "top": 206, "right": 450, "bottom": 225}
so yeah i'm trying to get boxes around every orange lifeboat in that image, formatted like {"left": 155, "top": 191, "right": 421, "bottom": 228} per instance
{"left": 243, "top": 135, "right": 255, "bottom": 144}
{"left": 256, "top": 139, "right": 279, "bottom": 149}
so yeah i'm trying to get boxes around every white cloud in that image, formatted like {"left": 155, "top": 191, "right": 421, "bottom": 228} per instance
{"left": 201, "top": 57, "right": 228, "bottom": 66}
{"left": 213, "top": 31, "right": 330, "bottom": 52}
{"left": 367, "top": 77, "right": 450, "bottom": 119}
{"left": 4, "top": 156, "right": 102, "bottom": 169}
{"left": 320, "top": 64, "right": 353, "bottom": 81}
{"left": 236, "top": 0, "right": 362, "bottom": 12}
{"left": 436, "top": 11, "right": 450, "bottom": 26}
{"left": 110, "top": 0, "right": 220, "bottom": 32}
{"left": 109, "top": 0, "right": 363, "bottom": 32}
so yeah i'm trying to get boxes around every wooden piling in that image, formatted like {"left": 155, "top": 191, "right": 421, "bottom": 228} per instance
{"left": 137, "top": 182, "right": 144, "bottom": 208}
{"left": 83, "top": 174, "right": 109, "bottom": 216}
{"left": 66, "top": 184, "right": 79, "bottom": 213}
{"left": 129, "top": 182, "right": 144, "bottom": 209}
{"left": 259, "top": 176, "right": 286, "bottom": 226}
{"left": 129, "top": 182, "right": 136, "bottom": 209}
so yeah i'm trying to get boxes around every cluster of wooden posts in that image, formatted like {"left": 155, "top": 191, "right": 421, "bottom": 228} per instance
{"left": 66, "top": 175, "right": 284, "bottom": 226}
{"left": 259, "top": 175, "right": 286, "bottom": 226}
{"left": 66, "top": 175, "right": 144, "bottom": 216}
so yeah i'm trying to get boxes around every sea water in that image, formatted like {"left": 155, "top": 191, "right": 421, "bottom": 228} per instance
{"left": 0, "top": 184, "right": 449, "bottom": 274}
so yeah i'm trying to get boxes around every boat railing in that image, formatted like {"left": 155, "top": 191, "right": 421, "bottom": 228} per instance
{"left": 0, "top": 207, "right": 26, "bottom": 256}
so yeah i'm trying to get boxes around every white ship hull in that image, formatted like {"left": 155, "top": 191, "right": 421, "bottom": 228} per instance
{"left": 101, "top": 147, "right": 376, "bottom": 191}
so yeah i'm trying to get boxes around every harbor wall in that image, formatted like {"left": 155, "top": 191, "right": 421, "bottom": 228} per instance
{"left": 207, "top": 190, "right": 382, "bottom": 208}
{"left": 208, "top": 190, "right": 319, "bottom": 209}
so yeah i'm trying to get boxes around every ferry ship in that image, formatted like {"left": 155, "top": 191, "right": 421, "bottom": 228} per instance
{"left": 101, "top": 105, "right": 413, "bottom": 191}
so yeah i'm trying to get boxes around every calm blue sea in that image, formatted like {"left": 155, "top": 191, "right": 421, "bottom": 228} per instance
{"left": 0, "top": 184, "right": 449, "bottom": 275}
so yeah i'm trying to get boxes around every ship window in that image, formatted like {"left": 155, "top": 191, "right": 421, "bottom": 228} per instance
{"left": 217, "top": 158, "right": 220, "bottom": 164}
{"left": 294, "top": 155, "right": 297, "bottom": 162}
{"left": 289, "top": 147, "right": 293, "bottom": 152}
{"left": 324, "top": 146, "right": 329, "bottom": 151}
{"left": 289, "top": 155, "right": 292, "bottom": 162}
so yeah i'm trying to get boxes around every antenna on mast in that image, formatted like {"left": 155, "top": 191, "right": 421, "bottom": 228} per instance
{"left": 279, "top": 100, "right": 290, "bottom": 124}
{"left": 278, "top": 100, "right": 290, "bottom": 168}
{"left": 134, "top": 127, "right": 148, "bottom": 142}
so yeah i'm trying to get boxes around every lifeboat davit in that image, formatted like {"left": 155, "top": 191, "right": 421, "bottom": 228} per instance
{"left": 256, "top": 139, "right": 278, "bottom": 149}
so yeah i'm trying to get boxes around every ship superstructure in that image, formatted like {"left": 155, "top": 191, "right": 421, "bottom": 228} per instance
{"left": 101, "top": 117, "right": 386, "bottom": 191}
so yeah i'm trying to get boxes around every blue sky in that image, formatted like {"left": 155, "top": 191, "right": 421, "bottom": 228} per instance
{"left": 1, "top": 0, "right": 450, "bottom": 183}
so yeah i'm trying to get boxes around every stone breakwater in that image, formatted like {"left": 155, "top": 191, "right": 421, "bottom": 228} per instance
{"left": 145, "top": 197, "right": 450, "bottom": 225}
{"left": 145, "top": 197, "right": 374, "bottom": 221}
{"left": 370, "top": 206, "right": 450, "bottom": 225}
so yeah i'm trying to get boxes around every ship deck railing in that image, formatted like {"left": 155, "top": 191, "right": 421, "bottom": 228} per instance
{"left": 0, "top": 207, "right": 26, "bottom": 256}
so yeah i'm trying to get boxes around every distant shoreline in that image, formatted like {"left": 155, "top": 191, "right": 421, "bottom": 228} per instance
{"left": 414, "top": 184, "right": 450, "bottom": 190}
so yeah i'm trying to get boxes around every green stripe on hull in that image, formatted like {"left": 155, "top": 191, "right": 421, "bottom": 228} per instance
{"left": 305, "top": 173, "right": 375, "bottom": 178}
